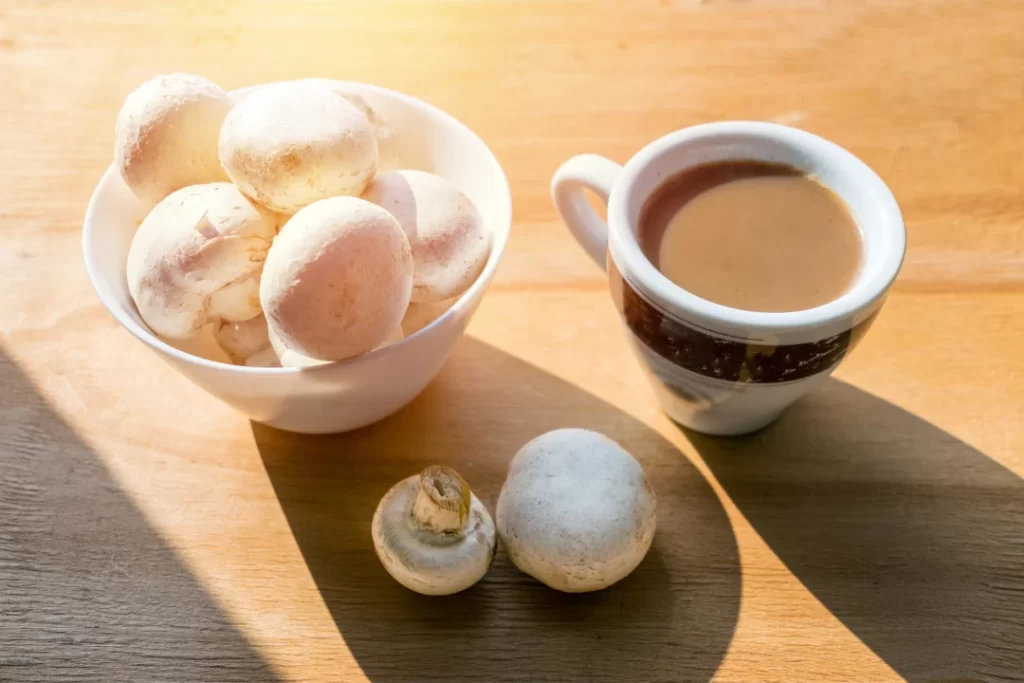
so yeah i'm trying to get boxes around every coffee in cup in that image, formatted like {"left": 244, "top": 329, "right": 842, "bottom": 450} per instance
{"left": 638, "top": 160, "right": 862, "bottom": 313}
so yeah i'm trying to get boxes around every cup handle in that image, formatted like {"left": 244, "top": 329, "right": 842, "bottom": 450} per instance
{"left": 551, "top": 154, "right": 623, "bottom": 271}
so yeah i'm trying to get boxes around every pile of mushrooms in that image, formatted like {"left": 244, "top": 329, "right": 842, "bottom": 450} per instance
{"left": 372, "top": 429, "right": 657, "bottom": 595}
{"left": 116, "top": 73, "right": 491, "bottom": 367}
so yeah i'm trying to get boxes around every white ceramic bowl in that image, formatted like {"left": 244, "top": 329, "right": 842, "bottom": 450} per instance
{"left": 83, "top": 80, "right": 512, "bottom": 434}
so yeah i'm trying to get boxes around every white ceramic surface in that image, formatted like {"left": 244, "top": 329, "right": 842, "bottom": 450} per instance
{"left": 552, "top": 122, "right": 905, "bottom": 435}
{"left": 84, "top": 80, "right": 512, "bottom": 434}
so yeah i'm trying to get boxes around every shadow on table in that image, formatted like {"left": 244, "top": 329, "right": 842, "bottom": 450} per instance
{"left": 253, "top": 336, "right": 741, "bottom": 683}
{"left": 686, "top": 378, "right": 1024, "bottom": 682}
{"left": 0, "top": 351, "right": 276, "bottom": 682}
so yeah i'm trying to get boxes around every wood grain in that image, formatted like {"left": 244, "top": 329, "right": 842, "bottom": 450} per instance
{"left": 2, "top": 1, "right": 1023, "bottom": 681}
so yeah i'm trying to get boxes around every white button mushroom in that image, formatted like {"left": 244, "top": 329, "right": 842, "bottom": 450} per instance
{"left": 363, "top": 170, "right": 490, "bottom": 303}
{"left": 400, "top": 298, "right": 456, "bottom": 337}
{"left": 267, "top": 325, "right": 325, "bottom": 369}
{"left": 126, "top": 183, "right": 279, "bottom": 340}
{"left": 379, "top": 325, "right": 405, "bottom": 348}
{"left": 260, "top": 197, "right": 413, "bottom": 361}
{"left": 163, "top": 322, "right": 232, "bottom": 364}
{"left": 334, "top": 90, "right": 400, "bottom": 173}
{"left": 213, "top": 314, "right": 272, "bottom": 365}
{"left": 114, "top": 73, "right": 233, "bottom": 205}
{"left": 244, "top": 346, "right": 281, "bottom": 368}
{"left": 496, "top": 428, "right": 657, "bottom": 593}
{"left": 219, "top": 81, "right": 378, "bottom": 214}
{"left": 372, "top": 466, "right": 496, "bottom": 595}
{"left": 267, "top": 322, "right": 404, "bottom": 368}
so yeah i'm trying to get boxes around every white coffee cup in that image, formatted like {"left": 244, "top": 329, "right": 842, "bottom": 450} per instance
{"left": 84, "top": 80, "right": 511, "bottom": 435}
{"left": 552, "top": 122, "right": 905, "bottom": 435}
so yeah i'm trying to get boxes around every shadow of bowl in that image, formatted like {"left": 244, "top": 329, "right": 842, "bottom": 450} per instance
{"left": 253, "top": 336, "right": 741, "bottom": 683}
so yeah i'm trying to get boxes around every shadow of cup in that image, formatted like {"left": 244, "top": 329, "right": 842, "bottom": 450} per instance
{"left": 253, "top": 336, "right": 741, "bottom": 683}
{"left": 686, "top": 379, "right": 1024, "bottom": 682}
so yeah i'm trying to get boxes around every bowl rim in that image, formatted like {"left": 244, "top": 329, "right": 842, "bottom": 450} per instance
{"left": 83, "top": 79, "right": 513, "bottom": 375}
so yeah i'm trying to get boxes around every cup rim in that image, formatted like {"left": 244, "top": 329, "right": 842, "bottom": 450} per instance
{"left": 82, "top": 79, "right": 512, "bottom": 375}
{"left": 606, "top": 121, "right": 906, "bottom": 338}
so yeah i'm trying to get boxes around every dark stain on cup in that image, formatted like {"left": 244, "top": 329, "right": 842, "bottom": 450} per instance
{"left": 609, "top": 259, "right": 878, "bottom": 385}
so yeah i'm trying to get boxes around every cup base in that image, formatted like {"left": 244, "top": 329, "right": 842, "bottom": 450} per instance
{"left": 629, "top": 333, "right": 833, "bottom": 437}
{"left": 667, "top": 407, "right": 783, "bottom": 437}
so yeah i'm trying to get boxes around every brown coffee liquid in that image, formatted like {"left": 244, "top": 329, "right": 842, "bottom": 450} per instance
{"left": 639, "top": 161, "right": 862, "bottom": 313}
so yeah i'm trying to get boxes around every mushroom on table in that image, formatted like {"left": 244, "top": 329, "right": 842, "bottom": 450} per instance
{"left": 496, "top": 428, "right": 657, "bottom": 593}
{"left": 372, "top": 466, "right": 496, "bottom": 596}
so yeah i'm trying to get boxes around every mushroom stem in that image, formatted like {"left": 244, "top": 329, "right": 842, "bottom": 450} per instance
{"left": 412, "top": 466, "right": 471, "bottom": 534}
{"left": 372, "top": 465, "right": 497, "bottom": 595}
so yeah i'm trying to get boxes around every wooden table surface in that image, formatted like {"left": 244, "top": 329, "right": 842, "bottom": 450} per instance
{"left": 3, "top": 1, "right": 1024, "bottom": 681}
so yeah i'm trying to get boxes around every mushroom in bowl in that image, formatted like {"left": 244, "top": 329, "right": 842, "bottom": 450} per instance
{"left": 83, "top": 78, "right": 511, "bottom": 434}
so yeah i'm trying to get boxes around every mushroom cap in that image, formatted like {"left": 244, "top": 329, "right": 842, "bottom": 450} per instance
{"left": 267, "top": 319, "right": 404, "bottom": 369}
{"left": 115, "top": 73, "right": 232, "bottom": 205}
{"left": 126, "top": 183, "right": 278, "bottom": 340}
{"left": 266, "top": 325, "right": 324, "bottom": 368}
{"left": 244, "top": 346, "right": 281, "bottom": 368}
{"left": 400, "top": 298, "right": 456, "bottom": 337}
{"left": 363, "top": 170, "right": 490, "bottom": 303}
{"left": 213, "top": 314, "right": 272, "bottom": 365}
{"left": 260, "top": 196, "right": 413, "bottom": 361}
{"left": 372, "top": 469, "right": 496, "bottom": 596}
{"left": 496, "top": 428, "right": 657, "bottom": 593}
{"left": 161, "top": 322, "right": 232, "bottom": 364}
{"left": 219, "top": 81, "right": 378, "bottom": 214}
